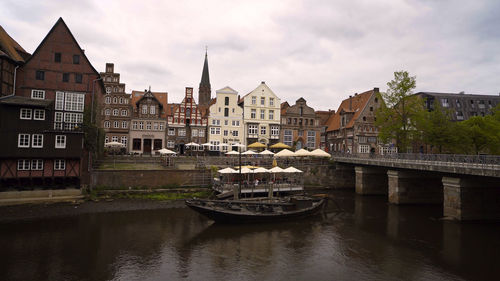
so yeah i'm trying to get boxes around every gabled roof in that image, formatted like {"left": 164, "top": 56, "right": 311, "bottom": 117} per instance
{"left": 26, "top": 18, "right": 100, "bottom": 75}
{"left": 281, "top": 101, "right": 290, "bottom": 116}
{"left": 326, "top": 90, "right": 374, "bottom": 132}
{"left": 216, "top": 86, "right": 238, "bottom": 94}
{"left": 316, "top": 110, "right": 335, "bottom": 126}
{"left": 131, "top": 89, "right": 169, "bottom": 118}
{"left": 241, "top": 81, "right": 278, "bottom": 100}
{"left": 0, "top": 25, "right": 30, "bottom": 63}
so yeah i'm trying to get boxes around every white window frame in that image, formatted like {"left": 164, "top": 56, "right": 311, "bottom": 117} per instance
{"left": 31, "top": 89, "right": 45, "bottom": 100}
{"left": 105, "top": 109, "right": 111, "bottom": 115}
{"left": 122, "top": 121, "right": 127, "bottom": 129}
{"left": 31, "top": 159, "right": 43, "bottom": 170}
{"left": 18, "top": 134, "right": 30, "bottom": 148}
{"left": 114, "top": 121, "right": 119, "bottom": 128}
{"left": 260, "top": 126, "right": 266, "bottom": 135}
{"left": 261, "top": 97, "right": 265, "bottom": 105}
{"left": 167, "top": 140, "right": 175, "bottom": 148}
{"left": 121, "top": 110, "right": 127, "bottom": 116}
{"left": 248, "top": 124, "right": 258, "bottom": 135}
{"left": 260, "top": 109, "right": 265, "bottom": 119}
{"left": 121, "top": 136, "right": 128, "bottom": 146}
{"left": 271, "top": 125, "right": 279, "bottom": 136}
{"left": 179, "top": 129, "right": 186, "bottom": 136}
{"left": 55, "top": 92, "right": 65, "bottom": 110}
{"left": 251, "top": 96, "right": 256, "bottom": 105}
{"left": 168, "top": 128, "right": 175, "bottom": 135}
{"left": 251, "top": 109, "right": 256, "bottom": 119}
{"left": 142, "top": 105, "right": 148, "bottom": 114}
{"left": 150, "top": 105, "right": 156, "bottom": 114}
{"left": 55, "top": 135, "right": 66, "bottom": 149}
{"left": 17, "top": 159, "right": 30, "bottom": 170}
{"left": 113, "top": 109, "right": 119, "bottom": 116}
{"left": 269, "top": 110, "right": 274, "bottom": 120}
{"left": 270, "top": 98, "right": 274, "bottom": 106}
{"left": 33, "top": 109, "right": 45, "bottom": 120}
{"left": 32, "top": 134, "right": 43, "bottom": 148}
{"left": 104, "top": 121, "right": 110, "bottom": 128}
{"left": 20, "top": 108, "right": 32, "bottom": 120}
{"left": 199, "top": 130, "right": 205, "bottom": 137}
{"left": 54, "top": 159, "right": 66, "bottom": 170}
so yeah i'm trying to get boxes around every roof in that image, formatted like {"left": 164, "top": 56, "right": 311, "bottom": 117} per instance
{"left": 326, "top": 90, "right": 374, "bottom": 132}
{"left": 199, "top": 51, "right": 210, "bottom": 88}
{"left": 316, "top": 110, "right": 335, "bottom": 126}
{"left": 414, "top": 92, "right": 500, "bottom": 100}
{"left": 0, "top": 25, "right": 30, "bottom": 63}
{"left": 281, "top": 101, "right": 290, "bottom": 116}
{"left": 0, "top": 95, "right": 52, "bottom": 107}
{"left": 130, "top": 90, "right": 169, "bottom": 118}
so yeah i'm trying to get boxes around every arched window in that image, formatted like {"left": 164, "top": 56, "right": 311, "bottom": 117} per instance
{"left": 104, "top": 121, "right": 110, "bottom": 128}
{"left": 113, "top": 109, "right": 119, "bottom": 116}
{"left": 105, "top": 97, "right": 111, "bottom": 104}
{"left": 119, "top": 97, "right": 123, "bottom": 104}
{"left": 113, "top": 97, "right": 118, "bottom": 104}
{"left": 105, "top": 109, "right": 110, "bottom": 115}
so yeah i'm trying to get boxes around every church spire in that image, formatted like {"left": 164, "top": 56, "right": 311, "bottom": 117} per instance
{"left": 198, "top": 48, "right": 211, "bottom": 106}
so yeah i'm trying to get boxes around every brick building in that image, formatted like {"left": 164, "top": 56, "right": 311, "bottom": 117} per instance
{"left": 315, "top": 109, "right": 335, "bottom": 151}
{"left": 326, "top": 88, "right": 383, "bottom": 154}
{"left": 166, "top": 87, "right": 207, "bottom": 154}
{"left": 100, "top": 63, "right": 131, "bottom": 149}
{"left": 129, "top": 89, "right": 168, "bottom": 154}
{"left": 0, "top": 18, "right": 104, "bottom": 187}
{"left": 0, "top": 25, "right": 30, "bottom": 97}
{"left": 280, "top": 97, "right": 322, "bottom": 150}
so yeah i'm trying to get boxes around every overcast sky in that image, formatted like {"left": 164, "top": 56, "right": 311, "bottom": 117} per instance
{"left": 2, "top": 0, "right": 499, "bottom": 110}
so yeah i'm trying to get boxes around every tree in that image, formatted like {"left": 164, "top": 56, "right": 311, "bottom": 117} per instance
{"left": 457, "top": 113, "right": 500, "bottom": 155}
{"left": 376, "top": 71, "right": 424, "bottom": 152}
{"left": 415, "top": 100, "right": 457, "bottom": 153}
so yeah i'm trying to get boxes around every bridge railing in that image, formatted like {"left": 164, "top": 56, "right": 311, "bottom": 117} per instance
{"left": 331, "top": 152, "right": 500, "bottom": 169}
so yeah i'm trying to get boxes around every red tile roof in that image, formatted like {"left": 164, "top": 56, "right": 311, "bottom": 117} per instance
{"left": 326, "top": 90, "right": 374, "bottom": 132}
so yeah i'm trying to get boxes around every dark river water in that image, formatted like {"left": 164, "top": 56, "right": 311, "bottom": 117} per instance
{"left": 1, "top": 191, "right": 499, "bottom": 281}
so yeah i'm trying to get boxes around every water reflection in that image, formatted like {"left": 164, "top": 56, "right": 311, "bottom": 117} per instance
{"left": 0, "top": 191, "right": 499, "bottom": 281}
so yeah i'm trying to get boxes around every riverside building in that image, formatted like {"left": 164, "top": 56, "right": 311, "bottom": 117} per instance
{"left": 280, "top": 97, "right": 322, "bottom": 150}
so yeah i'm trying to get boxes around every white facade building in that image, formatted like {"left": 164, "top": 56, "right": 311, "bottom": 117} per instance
{"left": 208, "top": 86, "right": 243, "bottom": 151}
{"left": 240, "top": 82, "right": 281, "bottom": 146}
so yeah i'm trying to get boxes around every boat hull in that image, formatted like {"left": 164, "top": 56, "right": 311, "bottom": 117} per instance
{"left": 185, "top": 198, "right": 326, "bottom": 224}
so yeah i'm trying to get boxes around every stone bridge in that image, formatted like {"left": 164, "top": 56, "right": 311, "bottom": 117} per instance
{"left": 332, "top": 153, "right": 500, "bottom": 221}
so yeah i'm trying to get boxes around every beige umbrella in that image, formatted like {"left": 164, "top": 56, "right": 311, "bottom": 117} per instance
{"left": 218, "top": 167, "right": 237, "bottom": 174}
{"left": 269, "top": 166, "right": 285, "bottom": 173}
{"left": 274, "top": 149, "right": 295, "bottom": 157}
{"left": 283, "top": 166, "right": 303, "bottom": 173}
{"left": 294, "top": 148, "right": 312, "bottom": 157}
{"left": 225, "top": 150, "right": 240, "bottom": 155}
{"left": 253, "top": 167, "right": 270, "bottom": 173}
{"left": 236, "top": 167, "right": 254, "bottom": 174}
{"left": 241, "top": 150, "right": 257, "bottom": 155}
{"left": 310, "top": 149, "right": 331, "bottom": 157}
{"left": 157, "top": 148, "right": 176, "bottom": 155}
{"left": 105, "top": 141, "right": 125, "bottom": 147}
{"left": 259, "top": 149, "right": 274, "bottom": 156}
{"left": 269, "top": 142, "right": 291, "bottom": 149}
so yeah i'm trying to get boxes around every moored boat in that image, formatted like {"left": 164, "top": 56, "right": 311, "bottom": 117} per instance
{"left": 185, "top": 196, "right": 327, "bottom": 223}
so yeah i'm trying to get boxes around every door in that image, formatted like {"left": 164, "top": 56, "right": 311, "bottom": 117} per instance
{"left": 143, "top": 139, "right": 152, "bottom": 154}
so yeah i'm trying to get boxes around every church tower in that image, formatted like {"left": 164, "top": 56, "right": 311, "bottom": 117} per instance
{"left": 198, "top": 50, "right": 211, "bottom": 106}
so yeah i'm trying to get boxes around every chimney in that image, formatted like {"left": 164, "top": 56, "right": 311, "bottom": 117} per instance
{"left": 349, "top": 95, "right": 352, "bottom": 110}
{"left": 374, "top": 87, "right": 379, "bottom": 93}
{"left": 261, "top": 81, "right": 265, "bottom": 84}
{"left": 459, "top": 91, "right": 465, "bottom": 95}
{"left": 354, "top": 93, "right": 358, "bottom": 96}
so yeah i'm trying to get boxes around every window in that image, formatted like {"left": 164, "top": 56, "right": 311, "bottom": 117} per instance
{"left": 456, "top": 111, "right": 464, "bottom": 120}
{"left": 269, "top": 110, "right": 274, "bottom": 120}
{"left": 35, "top": 70, "right": 45, "bottom": 80}
{"left": 132, "top": 139, "right": 141, "bottom": 150}
{"left": 199, "top": 130, "right": 205, "bottom": 137}
{"left": 31, "top": 160, "right": 43, "bottom": 171}
{"left": 192, "top": 129, "right": 198, "bottom": 137}
{"left": 122, "top": 121, "right": 127, "bottom": 129}
{"left": 75, "top": 74, "right": 82, "bottom": 84}
{"left": 270, "top": 98, "right": 274, "bottom": 106}
{"left": 55, "top": 135, "right": 66, "bottom": 148}
{"left": 146, "top": 122, "right": 152, "bottom": 130}
{"left": 150, "top": 105, "right": 155, "bottom": 114}
{"left": 114, "top": 121, "right": 119, "bottom": 128}
{"left": 479, "top": 100, "right": 485, "bottom": 109}
{"left": 153, "top": 122, "right": 158, "bottom": 130}
{"left": 358, "top": 136, "right": 367, "bottom": 143}
{"left": 105, "top": 109, "right": 110, "bottom": 115}
{"left": 119, "top": 98, "right": 123, "bottom": 104}
{"left": 248, "top": 124, "right": 258, "bottom": 135}
{"left": 31, "top": 89, "right": 45, "bottom": 99}
{"left": 54, "top": 160, "right": 66, "bottom": 170}
{"left": 32, "top": 134, "right": 43, "bottom": 148}
{"left": 106, "top": 87, "right": 111, "bottom": 94}
{"left": 159, "top": 123, "right": 164, "bottom": 130}
{"left": 54, "top": 52, "right": 61, "bottom": 62}
{"left": 18, "top": 134, "right": 30, "bottom": 148}
{"left": 17, "top": 160, "right": 30, "bottom": 170}
{"left": 73, "top": 55, "right": 80, "bottom": 64}
{"left": 168, "top": 128, "right": 175, "bottom": 135}
{"left": 132, "top": 121, "right": 138, "bottom": 130}
{"left": 212, "top": 119, "right": 220, "bottom": 126}
{"left": 251, "top": 109, "right": 256, "bottom": 119}
{"left": 113, "top": 109, "right": 119, "bottom": 116}
{"left": 225, "top": 97, "right": 229, "bottom": 105}
{"left": 232, "top": 130, "right": 239, "bottom": 137}
{"left": 142, "top": 105, "right": 148, "bottom": 114}
{"left": 54, "top": 112, "right": 63, "bottom": 130}
{"left": 210, "top": 127, "right": 220, "bottom": 135}
{"left": 223, "top": 130, "right": 228, "bottom": 136}
{"left": 284, "top": 130, "right": 293, "bottom": 146}
{"left": 271, "top": 125, "right": 279, "bottom": 136}
{"left": 260, "top": 109, "right": 265, "bottom": 119}
{"left": 224, "top": 120, "right": 228, "bottom": 126}
{"left": 63, "top": 73, "right": 69, "bottom": 82}
{"left": 298, "top": 130, "right": 303, "bottom": 137}
{"left": 210, "top": 141, "right": 220, "bottom": 151}
{"left": 224, "top": 108, "right": 229, "bottom": 117}
{"left": 63, "top": 112, "right": 83, "bottom": 130}
{"left": 105, "top": 96, "right": 111, "bottom": 104}
{"left": 104, "top": 121, "right": 110, "bottom": 128}
{"left": 441, "top": 98, "right": 449, "bottom": 107}
{"left": 121, "top": 136, "right": 128, "bottom": 147}
{"left": 167, "top": 140, "right": 175, "bottom": 148}
{"left": 112, "top": 136, "right": 118, "bottom": 142}
{"left": 20, "top": 108, "right": 32, "bottom": 119}
{"left": 113, "top": 97, "right": 118, "bottom": 104}
{"left": 251, "top": 96, "right": 256, "bottom": 105}
{"left": 105, "top": 137, "right": 109, "bottom": 143}
{"left": 261, "top": 97, "right": 265, "bottom": 105}
{"left": 179, "top": 129, "right": 186, "bottom": 136}
{"left": 307, "top": 131, "right": 316, "bottom": 148}
{"left": 64, "top": 92, "right": 85, "bottom": 112}
{"left": 260, "top": 126, "right": 266, "bottom": 135}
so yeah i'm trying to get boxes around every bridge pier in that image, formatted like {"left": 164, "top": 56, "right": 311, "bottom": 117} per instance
{"left": 443, "top": 176, "right": 500, "bottom": 221}
{"left": 388, "top": 170, "right": 443, "bottom": 204}
{"left": 355, "top": 166, "right": 388, "bottom": 195}
{"left": 332, "top": 163, "right": 355, "bottom": 189}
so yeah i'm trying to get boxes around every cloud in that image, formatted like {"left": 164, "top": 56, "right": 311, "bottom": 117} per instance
{"left": 2, "top": 0, "right": 500, "bottom": 110}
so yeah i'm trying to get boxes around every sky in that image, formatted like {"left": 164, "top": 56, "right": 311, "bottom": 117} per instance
{"left": 2, "top": 0, "right": 500, "bottom": 110}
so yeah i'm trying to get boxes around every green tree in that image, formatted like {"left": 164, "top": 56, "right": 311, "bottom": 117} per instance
{"left": 376, "top": 71, "right": 424, "bottom": 152}
{"left": 415, "top": 100, "right": 457, "bottom": 153}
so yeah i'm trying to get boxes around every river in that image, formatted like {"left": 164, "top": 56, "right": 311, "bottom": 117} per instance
{"left": 1, "top": 191, "right": 499, "bottom": 281}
